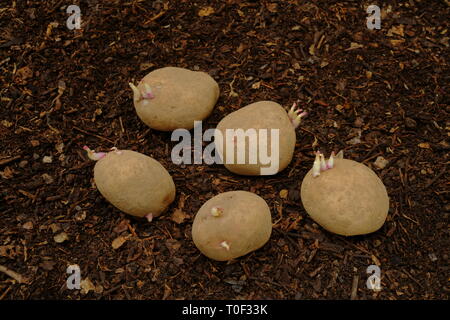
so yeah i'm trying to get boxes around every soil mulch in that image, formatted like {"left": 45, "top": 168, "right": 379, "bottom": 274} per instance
{"left": 0, "top": 0, "right": 449, "bottom": 300}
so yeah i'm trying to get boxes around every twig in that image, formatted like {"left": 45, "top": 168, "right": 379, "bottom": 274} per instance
{"left": 0, "top": 264, "right": 28, "bottom": 284}
{"left": 0, "top": 156, "right": 21, "bottom": 166}
{"left": 0, "top": 286, "right": 12, "bottom": 300}
{"left": 423, "top": 167, "right": 447, "bottom": 189}
{"left": 248, "top": 276, "right": 287, "bottom": 290}
{"left": 298, "top": 127, "right": 327, "bottom": 143}
{"left": 350, "top": 274, "right": 359, "bottom": 300}
{"left": 72, "top": 126, "right": 115, "bottom": 144}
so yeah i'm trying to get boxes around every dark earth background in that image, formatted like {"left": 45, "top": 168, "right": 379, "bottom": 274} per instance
{"left": 0, "top": 0, "right": 449, "bottom": 300}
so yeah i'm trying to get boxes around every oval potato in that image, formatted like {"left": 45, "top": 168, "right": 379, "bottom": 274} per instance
{"left": 192, "top": 191, "right": 272, "bottom": 261}
{"left": 132, "top": 67, "right": 219, "bottom": 131}
{"left": 215, "top": 101, "right": 296, "bottom": 175}
{"left": 300, "top": 158, "right": 389, "bottom": 236}
{"left": 94, "top": 150, "right": 175, "bottom": 217}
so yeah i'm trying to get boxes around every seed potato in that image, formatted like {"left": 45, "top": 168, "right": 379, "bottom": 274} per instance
{"left": 300, "top": 158, "right": 389, "bottom": 236}
{"left": 214, "top": 101, "right": 297, "bottom": 175}
{"left": 130, "top": 67, "right": 219, "bottom": 131}
{"left": 92, "top": 149, "right": 176, "bottom": 218}
{"left": 192, "top": 191, "right": 272, "bottom": 261}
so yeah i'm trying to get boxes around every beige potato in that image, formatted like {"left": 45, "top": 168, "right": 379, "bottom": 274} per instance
{"left": 129, "top": 67, "right": 219, "bottom": 131}
{"left": 215, "top": 101, "right": 299, "bottom": 175}
{"left": 89, "top": 148, "right": 175, "bottom": 218}
{"left": 192, "top": 191, "right": 272, "bottom": 261}
{"left": 300, "top": 158, "right": 389, "bottom": 236}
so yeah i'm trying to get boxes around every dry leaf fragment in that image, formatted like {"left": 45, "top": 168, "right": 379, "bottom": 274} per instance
{"left": 320, "top": 60, "right": 329, "bottom": 68}
{"left": 171, "top": 208, "right": 188, "bottom": 224}
{"left": 418, "top": 142, "right": 431, "bottom": 149}
{"left": 80, "top": 278, "right": 96, "bottom": 295}
{"left": 266, "top": 3, "right": 277, "bottom": 12}
{"left": 374, "top": 156, "right": 389, "bottom": 169}
{"left": 346, "top": 42, "right": 364, "bottom": 50}
{"left": 49, "top": 223, "right": 61, "bottom": 233}
{"left": 112, "top": 235, "right": 129, "bottom": 249}
{"left": 15, "top": 66, "right": 33, "bottom": 81}
{"left": 0, "top": 167, "right": 15, "bottom": 179}
{"left": 163, "top": 284, "right": 172, "bottom": 300}
{"left": 198, "top": 6, "right": 214, "bottom": 17}
{"left": 236, "top": 43, "right": 245, "bottom": 54}
{"left": 140, "top": 62, "right": 155, "bottom": 71}
{"left": 113, "top": 219, "right": 129, "bottom": 234}
{"left": 390, "top": 39, "right": 405, "bottom": 46}
{"left": 0, "top": 245, "right": 18, "bottom": 258}
{"left": 165, "top": 239, "right": 181, "bottom": 253}
{"left": 387, "top": 25, "right": 404, "bottom": 37}
{"left": 371, "top": 254, "right": 381, "bottom": 266}
{"left": 251, "top": 81, "right": 261, "bottom": 89}
{"left": 279, "top": 189, "right": 288, "bottom": 199}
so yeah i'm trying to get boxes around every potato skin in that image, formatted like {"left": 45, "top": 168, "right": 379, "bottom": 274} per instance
{"left": 215, "top": 101, "right": 296, "bottom": 175}
{"left": 300, "top": 158, "right": 389, "bottom": 236}
{"left": 93, "top": 150, "right": 175, "bottom": 217}
{"left": 134, "top": 67, "right": 219, "bottom": 131}
{"left": 192, "top": 191, "right": 272, "bottom": 261}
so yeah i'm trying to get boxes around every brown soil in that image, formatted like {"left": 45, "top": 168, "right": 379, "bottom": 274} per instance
{"left": 0, "top": 0, "right": 449, "bottom": 300}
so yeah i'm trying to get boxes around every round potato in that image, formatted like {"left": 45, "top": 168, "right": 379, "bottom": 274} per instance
{"left": 129, "top": 66, "right": 219, "bottom": 131}
{"left": 214, "top": 101, "right": 296, "bottom": 175}
{"left": 192, "top": 191, "right": 272, "bottom": 261}
{"left": 93, "top": 149, "right": 176, "bottom": 218}
{"left": 300, "top": 158, "right": 389, "bottom": 236}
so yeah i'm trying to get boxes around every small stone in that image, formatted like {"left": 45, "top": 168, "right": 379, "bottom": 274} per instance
{"left": 33, "top": 153, "right": 40, "bottom": 160}
{"left": 49, "top": 223, "right": 61, "bottom": 233}
{"left": 40, "top": 260, "right": 56, "bottom": 271}
{"left": 22, "top": 221, "right": 33, "bottom": 230}
{"left": 19, "top": 160, "right": 28, "bottom": 168}
{"left": 391, "top": 256, "right": 402, "bottom": 265}
{"left": 354, "top": 117, "right": 364, "bottom": 128}
{"left": 405, "top": 117, "right": 417, "bottom": 128}
{"left": 42, "top": 156, "right": 53, "bottom": 163}
{"left": 74, "top": 211, "right": 87, "bottom": 221}
{"left": 31, "top": 140, "right": 40, "bottom": 147}
{"left": 347, "top": 136, "right": 361, "bottom": 145}
{"left": 41, "top": 173, "right": 54, "bottom": 184}
{"left": 374, "top": 156, "right": 389, "bottom": 169}
{"left": 1, "top": 120, "right": 13, "bottom": 127}
{"left": 54, "top": 232, "right": 69, "bottom": 243}
{"left": 428, "top": 253, "right": 438, "bottom": 262}
{"left": 55, "top": 142, "right": 64, "bottom": 153}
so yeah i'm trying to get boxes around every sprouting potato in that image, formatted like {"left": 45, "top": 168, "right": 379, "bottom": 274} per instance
{"left": 83, "top": 146, "right": 175, "bottom": 221}
{"left": 300, "top": 151, "right": 389, "bottom": 236}
{"left": 192, "top": 191, "right": 272, "bottom": 261}
{"left": 214, "top": 100, "right": 306, "bottom": 175}
{"left": 129, "top": 66, "right": 220, "bottom": 131}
